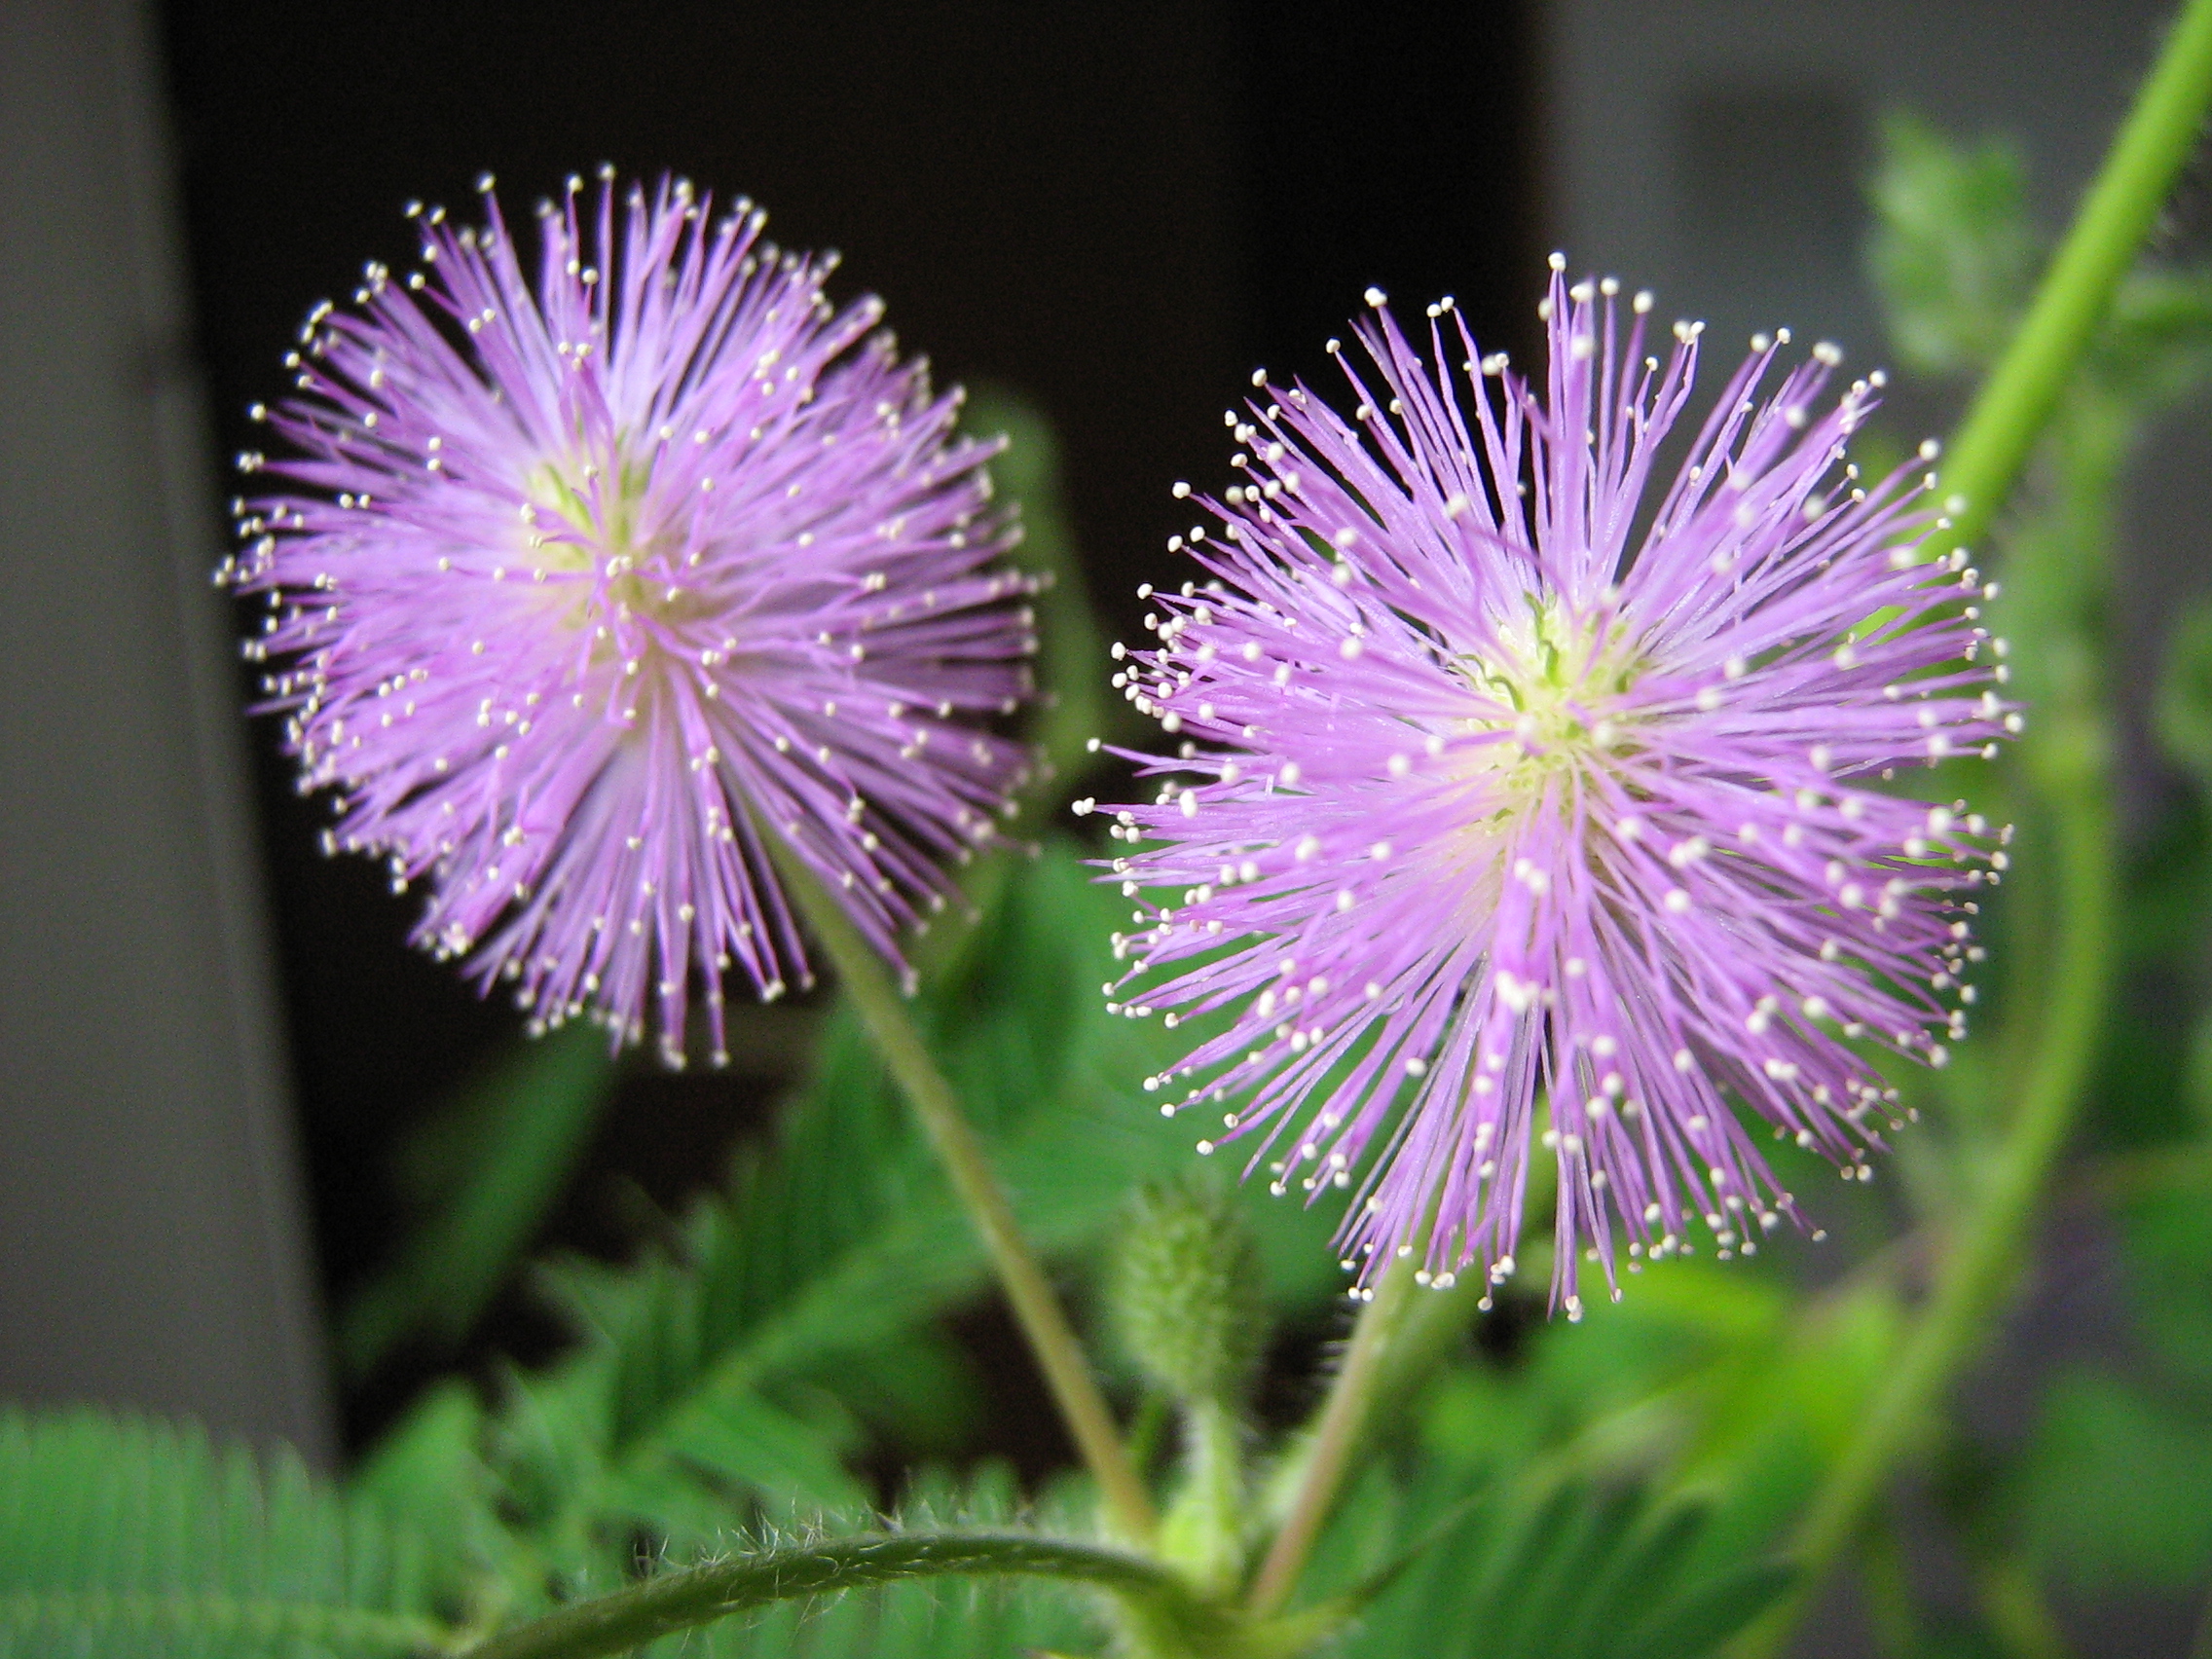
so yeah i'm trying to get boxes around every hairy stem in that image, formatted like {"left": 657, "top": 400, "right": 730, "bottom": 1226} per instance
{"left": 458, "top": 1530, "right": 1198, "bottom": 1659}
{"left": 773, "top": 844, "right": 1158, "bottom": 1543}
{"left": 1929, "top": 0, "right": 2212, "bottom": 560}
{"left": 1247, "top": 1258, "right": 1420, "bottom": 1617}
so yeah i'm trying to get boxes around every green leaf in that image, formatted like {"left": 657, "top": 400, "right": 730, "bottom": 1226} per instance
{"left": 340, "top": 1022, "right": 618, "bottom": 1378}
{"left": 818, "top": 1328, "right": 984, "bottom": 1456}
{"left": 1616, "top": 1560, "right": 1797, "bottom": 1659}
{"left": 649, "top": 1388, "right": 866, "bottom": 1516}
{"left": 605, "top": 1469, "right": 1110, "bottom": 1657}
{"left": 1866, "top": 112, "right": 2038, "bottom": 377}
{"left": 2113, "top": 1173, "right": 2212, "bottom": 1393}
{"left": 1299, "top": 1457, "right": 1790, "bottom": 1659}
{"left": 2019, "top": 1366, "right": 2212, "bottom": 1591}
{"left": 0, "top": 1407, "right": 449, "bottom": 1657}
{"left": 350, "top": 1381, "right": 524, "bottom": 1621}
{"left": 661, "top": 1571, "right": 1093, "bottom": 1659}
{"left": 2092, "top": 266, "right": 2212, "bottom": 403}
{"left": 2155, "top": 593, "right": 2212, "bottom": 794}
{"left": 963, "top": 384, "right": 1112, "bottom": 788}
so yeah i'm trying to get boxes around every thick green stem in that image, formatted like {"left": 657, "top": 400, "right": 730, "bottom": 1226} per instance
{"left": 1929, "top": 0, "right": 2212, "bottom": 561}
{"left": 771, "top": 844, "right": 1158, "bottom": 1544}
{"left": 457, "top": 1530, "right": 1197, "bottom": 1659}
{"left": 1742, "top": 731, "right": 2115, "bottom": 1658}
{"left": 1730, "top": 11, "right": 2212, "bottom": 1648}
{"left": 1246, "top": 1258, "right": 1420, "bottom": 1617}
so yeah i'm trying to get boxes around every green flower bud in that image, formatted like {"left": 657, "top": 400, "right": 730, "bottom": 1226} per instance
{"left": 1109, "top": 1174, "right": 1266, "bottom": 1408}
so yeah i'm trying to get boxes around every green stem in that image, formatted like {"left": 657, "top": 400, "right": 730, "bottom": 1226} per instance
{"left": 1977, "top": 1553, "right": 2075, "bottom": 1659}
{"left": 1858, "top": 1515, "right": 1925, "bottom": 1659}
{"left": 1159, "top": 1398, "right": 1247, "bottom": 1601}
{"left": 1731, "top": 12, "right": 2212, "bottom": 1647}
{"left": 769, "top": 840, "right": 1158, "bottom": 1544}
{"left": 1246, "top": 1258, "right": 1420, "bottom": 1617}
{"left": 1740, "top": 734, "right": 2115, "bottom": 1658}
{"left": 457, "top": 1530, "right": 1198, "bottom": 1659}
{"left": 1930, "top": 0, "right": 2212, "bottom": 561}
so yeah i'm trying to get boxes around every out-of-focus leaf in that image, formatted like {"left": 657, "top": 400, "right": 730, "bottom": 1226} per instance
{"left": 1412, "top": 1239, "right": 1912, "bottom": 1588}
{"left": 535, "top": 1465, "right": 1106, "bottom": 1659}
{"left": 2094, "top": 267, "right": 2212, "bottom": 402}
{"left": 2118, "top": 1178, "right": 2212, "bottom": 1392}
{"left": 819, "top": 1327, "right": 986, "bottom": 1456}
{"left": 2112, "top": 793, "right": 2212, "bottom": 971}
{"left": 339, "top": 1022, "right": 617, "bottom": 1379}
{"left": 2019, "top": 1367, "right": 2212, "bottom": 1592}
{"left": 2079, "top": 787, "right": 2202, "bottom": 1159}
{"left": 2186, "top": 1014, "right": 2212, "bottom": 1139}
{"left": 645, "top": 1477, "right": 1106, "bottom": 1654}
{"left": 350, "top": 1381, "right": 521, "bottom": 1620}
{"left": 2157, "top": 594, "right": 2212, "bottom": 793}
{"left": 654, "top": 1569, "right": 1097, "bottom": 1659}
{"left": 1311, "top": 1457, "right": 1792, "bottom": 1659}
{"left": 2009, "top": 1174, "right": 2212, "bottom": 1600}
{"left": 652, "top": 1390, "right": 867, "bottom": 1517}
{"left": 964, "top": 385, "right": 1112, "bottom": 788}
{"left": 1866, "top": 112, "right": 2038, "bottom": 377}
{"left": 0, "top": 1407, "right": 449, "bottom": 1658}
{"left": 461, "top": 1523, "right": 1211, "bottom": 1659}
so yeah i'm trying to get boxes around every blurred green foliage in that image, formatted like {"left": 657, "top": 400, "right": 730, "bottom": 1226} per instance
{"left": 340, "top": 1024, "right": 618, "bottom": 1380}
{"left": 1869, "top": 115, "right": 2039, "bottom": 378}
{"left": 0, "top": 1409, "right": 443, "bottom": 1657}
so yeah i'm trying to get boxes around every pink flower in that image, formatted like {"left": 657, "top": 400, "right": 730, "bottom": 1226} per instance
{"left": 228, "top": 172, "right": 1035, "bottom": 1065}
{"left": 1095, "top": 263, "right": 2013, "bottom": 1314}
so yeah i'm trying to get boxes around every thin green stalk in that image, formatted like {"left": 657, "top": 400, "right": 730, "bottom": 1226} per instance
{"left": 1739, "top": 734, "right": 2115, "bottom": 1658}
{"left": 457, "top": 1530, "right": 1198, "bottom": 1659}
{"left": 1858, "top": 1516, "right": 1926, "bottom": 1659}
{"left": 1930, "top": 0, "right": 2212, "bottom": 560}
{"left": 1247, "top": 1257, "right": 1420, "bottom": 1617}
{"left": 769, "top": 840, "right": 1158, "bottom": 1544}
{"left": 1978, "top": 1553, "right": 2075, "bottom": 1659}
{"left": 1730, "top": 11, "right": 2212, "bottom": 1648}
{"left": 1161, "top": 1398, "right": 1247, "bottom": 1601}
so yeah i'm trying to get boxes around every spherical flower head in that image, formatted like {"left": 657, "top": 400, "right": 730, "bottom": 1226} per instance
{"left": 1098, "top": 264, "right": 2016, "bottom": 1315}
{"left": 225, "top": 171, "right": 1037, "bottom": 1065}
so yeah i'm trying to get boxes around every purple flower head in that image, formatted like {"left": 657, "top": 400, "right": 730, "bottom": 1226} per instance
{"left": 1094, "top": 263, "right": 2015, "bottom": 1315}
{"left": 225, "top": 171, "right": 1036, "bottom": 1065}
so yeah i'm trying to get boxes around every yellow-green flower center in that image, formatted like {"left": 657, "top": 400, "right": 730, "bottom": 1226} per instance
{"left": 1456, "top": 597, "right": 1645, "bottom": 786}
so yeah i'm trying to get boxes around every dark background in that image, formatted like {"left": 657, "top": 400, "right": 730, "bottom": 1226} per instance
{"left": 154, "top": 0, "right": 1539, "bottom": 1454}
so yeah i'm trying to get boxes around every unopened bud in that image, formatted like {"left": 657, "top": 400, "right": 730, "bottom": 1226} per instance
{"left": 1109, "top": 1174, "right": 1266, "bottom": 1406}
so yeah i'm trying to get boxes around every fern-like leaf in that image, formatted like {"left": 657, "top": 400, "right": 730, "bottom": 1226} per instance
{"left": 1315, "top": 1462, "right": 1792, "bottom": 1659}
{"left": 0, "top": 1408, "right": 450, "bottom": 1658}
{"left": 459, "top": 840, "right": 1217, "bottom": 1568}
